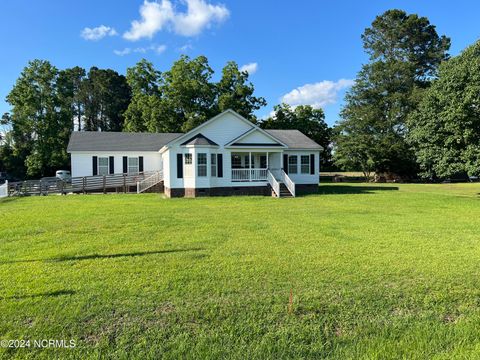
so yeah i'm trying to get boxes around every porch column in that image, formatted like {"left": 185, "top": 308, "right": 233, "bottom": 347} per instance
{"left": 249, "top": 152, "right": 252, "bottom": 181}
{"left": 266, "top": 152, "right": 269, "bottom": 169}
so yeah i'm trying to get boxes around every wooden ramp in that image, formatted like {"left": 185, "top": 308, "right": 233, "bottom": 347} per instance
{"left": 9, "top": 171, "right": 160, "bottom": 196}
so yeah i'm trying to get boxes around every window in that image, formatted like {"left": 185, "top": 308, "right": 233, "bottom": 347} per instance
{"left": 98, "top": 157, "right": 109, "bottom": 175}
{"left": 128, "top": 157, "right": 139, "bottom": 174}
{"left": 211, "top": 154, "right": 217, "bottom": 177}
{"left": 301, "top": 155, "right": 310, "bottom": 174}
{"left": 197, "top": 153, "right": 207, "bottom": 177}
{"left": 231, "top": 154, "right": 241, "bottom": 168}
{"left": 184, "top": 153, "right": 193, "bottom": 177}
{"left": 288, "top": 155, "right": 298, "bottom": 174}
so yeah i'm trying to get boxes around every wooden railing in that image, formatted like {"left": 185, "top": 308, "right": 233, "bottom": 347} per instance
{"left": 10, "top": 171, "right": 157, "bottom": 196}
{"left": 267, "top": 170, "right": 280, "bottom": 197}
{"left": 281, "top": 170, "right": 296, "bottom": 197}
{"left": 70, "top": 171, "right": 155, "bottom": 193}
{"left": 137, "top": 171, "right": 163, "bottom": 193}
{"left": 231, "top": 168, "right": 268, "bottom": 182}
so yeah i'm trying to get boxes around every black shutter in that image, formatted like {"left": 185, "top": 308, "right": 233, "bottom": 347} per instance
{"left": 217, "top": 154, "right": 223, "bottom": 177}
{"left": 177, "top": 153, "right": 183, "bottom": 178}
{"left": 123, "top": 156, "right": 128, "bottom": 173}
{"left": 310, "top": 154, "right": 315, "bottom": 175}
{"left": 109, "top": 156, "right": 114, "bottom": 174}
{"left": 92, "top": 156, "right": 98, "bottom": 176}
{"left": 283, "top": 154, "right": 288, "bottom": 174}
{"left": 139, "top": 156, "right": 144, "bottom": 172}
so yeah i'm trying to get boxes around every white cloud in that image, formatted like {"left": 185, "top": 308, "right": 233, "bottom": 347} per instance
{"left": 155, "top": 44, "right": 167, "bottom": 54}
{"left": 281, "top": 79, "right": 354, "bottom": 108}
{"left": 178, "top": 43, "right": 193, "bottom": 52}
{"left": 114, "top": 48, "right": 132, "bottom": 56}
{"left": 113, "top": 44, "right": 167, "bottom": 56}
{"left": 81, "top": 25, "right": 117, "bottom": 41}
{"left": 173, "top": 0, "right": 229, "bottom": 36}
{"left": 123, "top": 0, "right": 229, "bottom": 41}
{"left": 123, "top": 0, "right": 174, "bottom": 40}
{"left": 240, "top": 62, "right": 258, "bottom": 75}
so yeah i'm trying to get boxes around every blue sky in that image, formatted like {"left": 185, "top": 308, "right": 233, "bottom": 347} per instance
{"left": 0, "top": 0, "right": 479, "bottom": 128}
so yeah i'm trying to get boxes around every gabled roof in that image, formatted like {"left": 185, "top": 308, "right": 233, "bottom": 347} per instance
{"left": 264, "top": 130, "right": 323, "bottom": 150}
{"left": 181, "top": 133, "right": 218, "bottom": 146}
{"left": 163, "top": 109, "right": 255, "bottom": 148}
{"left": 224, "top": 127, "right": 287, "bottom": 148}
{"left": 67, "top": 131, "right": 183, "bottom": 152}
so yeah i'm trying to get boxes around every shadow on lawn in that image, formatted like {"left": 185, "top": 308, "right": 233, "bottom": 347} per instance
{"left": 1, "top": 248, "right": 205, "bottom": 264}
{"left": 1, "top": 289, "right": 76, "bottom": 300}
{"left": 318, "top": 184, "right": 399, "bottom": 195}
{"left": 0, "top": 197, "right": 20, "bottom": 205}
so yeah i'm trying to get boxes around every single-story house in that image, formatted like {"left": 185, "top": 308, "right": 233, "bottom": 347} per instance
{"left": 67, "top": 109, "right": 322, "bottom": 197}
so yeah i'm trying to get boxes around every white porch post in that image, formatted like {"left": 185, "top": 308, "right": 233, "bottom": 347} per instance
{"left": 249, "top": 152, "right": 252, "bottom": 181}
{"left": 266, "top": 152, "right": 269, "bottom": 169}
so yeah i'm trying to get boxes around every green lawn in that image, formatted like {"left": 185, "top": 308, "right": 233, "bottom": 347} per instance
{"left": 1, "top": 183, "right": 480, "bottom": 359}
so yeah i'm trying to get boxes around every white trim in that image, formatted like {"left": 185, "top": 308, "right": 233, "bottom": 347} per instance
{"left": 223, "top": 127, "right": 288, "bottom": 148}
{"left": 162, "top": 109, "right": 256, "bottom": 148}
{"left": 181, "top": 144, "right": 219, "bottom": 148}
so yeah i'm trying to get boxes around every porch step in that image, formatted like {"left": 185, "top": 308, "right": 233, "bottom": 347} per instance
{"left": 278, "top": 183, "right": 293, "bottom": 198}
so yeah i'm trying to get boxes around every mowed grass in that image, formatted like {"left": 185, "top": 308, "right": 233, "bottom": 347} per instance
{"left": 1, "top": 183, "right": 480, "bottom": 359}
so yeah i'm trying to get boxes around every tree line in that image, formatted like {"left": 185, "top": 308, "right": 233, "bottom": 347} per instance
{"left": 1, "top": 9, "right": 479, "bottom": 181}
{"left": 0, "top": 55, "right": 331, "bottom": 179}
{"left": 334, "top": 9, "right": 480, "bottom": 181}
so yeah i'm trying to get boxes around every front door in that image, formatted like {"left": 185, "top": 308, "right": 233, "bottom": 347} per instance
{"left": 260, "top": 155, "right": 267, "bottom": 168}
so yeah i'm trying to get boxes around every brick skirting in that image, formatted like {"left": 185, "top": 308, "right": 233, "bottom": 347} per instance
{"left": 164, "top": 186, "right": 271, "bottom": 198}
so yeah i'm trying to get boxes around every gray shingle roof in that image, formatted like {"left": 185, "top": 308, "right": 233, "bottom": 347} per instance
{"left": 67, "top": 131, "right": 183, "bottom": 152}
{"left": 67, "top": 129, "right": 321, "bottom": 152}
{"left": 181, "top": 133, "right": 218, "bottom": 146}
{"left": 265, "top": 130, "right": 322, "bottom": 150}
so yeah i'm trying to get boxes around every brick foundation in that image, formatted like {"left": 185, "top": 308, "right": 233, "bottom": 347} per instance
{"left": 164, "top": 186, "right": 270, "bottom": 198}
{"left": 164, "top": 184, "right": 318, "bottom": 198}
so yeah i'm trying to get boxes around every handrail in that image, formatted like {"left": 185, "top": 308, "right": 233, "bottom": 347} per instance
{"left": 281, "top": 170, "right": 296, "bottom": 197}
{"left": 267, "top": 170, "right": 280, "bottom": 197}
{"left": 137, "top": 170, "right": 163, "bottom": 193}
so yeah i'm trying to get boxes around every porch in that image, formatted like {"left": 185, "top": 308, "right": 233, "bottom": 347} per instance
{"left": 230, "top": 151, "right": 278, "bottom": 182}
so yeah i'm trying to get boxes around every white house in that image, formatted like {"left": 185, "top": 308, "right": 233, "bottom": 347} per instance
{"left": 67, "top": 110, "right": 322, "bottom": 197}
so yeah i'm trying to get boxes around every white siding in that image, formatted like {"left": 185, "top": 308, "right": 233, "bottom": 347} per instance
{"left": 176, "top": 112, "right": 254, "bottom": 147}
{"left": 70, "top": 151, "right": 162, "bottom": 177}
{"left": 235, "top": 129, "right": 279, "bottom": 144}
{"left": 283, "top": 150, "right": 320, "bottom": 185}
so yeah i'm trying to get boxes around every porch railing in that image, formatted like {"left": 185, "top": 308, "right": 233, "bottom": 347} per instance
{"left": 267, "top": 170, "right": 280, "bottom": 197}
{"left": 231, "top": 168, "right": 268, "bottom": 182}
{"left": 281, "top": 170, "right": 296, "bottom": 197}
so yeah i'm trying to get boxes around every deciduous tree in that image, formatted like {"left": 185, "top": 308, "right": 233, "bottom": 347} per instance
{"left": 334, "top": 9, "right": 450, "bottom": 178}
{"left": 407, "top": 41, "right": 480, "bottom": 179}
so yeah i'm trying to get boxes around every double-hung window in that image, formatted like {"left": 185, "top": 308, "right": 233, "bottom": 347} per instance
{"left": 197, "top": 153, "right": 207, "bottom": 177}
{"left": 300, "top": 155, "right": 310, "bottom": 174}
{"left": 288, "top": 155, "right": 298, "bottom": 174}
{"left": 184, "top": 153, "right": 193, "bottom": 177}
{"left": 211, "top": 154, "right": 217, "bottom": 177}
{"left": 128, "top": 157, "right": 139, "bottom": 174}
{"left": 98, "top": 157, "right": 109, "bottom": 176}
{"left": 231, "top": 154, "right": 241, "bottom": 168}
